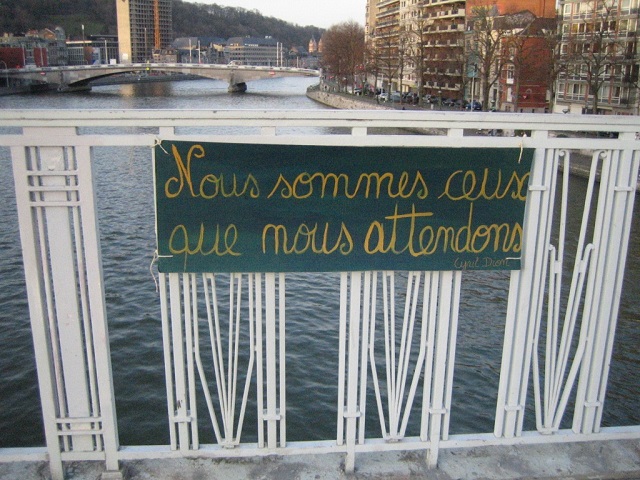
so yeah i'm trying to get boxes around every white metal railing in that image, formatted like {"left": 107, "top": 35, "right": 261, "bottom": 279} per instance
{"left": 0, "top": 109, "right": 638, "bottom": 480}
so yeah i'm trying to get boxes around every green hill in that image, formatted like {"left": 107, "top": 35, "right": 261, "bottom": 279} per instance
{"left": 0, "top": 0, "right": 323, "bottom": 48}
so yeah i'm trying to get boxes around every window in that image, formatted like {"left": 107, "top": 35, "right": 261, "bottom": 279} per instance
{"left": 579, "top": 2, "right": 592, "bottom": 14}
{"left": 506, "top": 64, "right": 515, "bottom": 80}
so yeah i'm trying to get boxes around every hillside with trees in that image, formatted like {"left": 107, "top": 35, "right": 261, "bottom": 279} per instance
{"left": 0, "top": 0, "right": 323, "bottom": 48}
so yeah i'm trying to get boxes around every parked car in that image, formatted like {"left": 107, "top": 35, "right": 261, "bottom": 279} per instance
{"left": 466, "top": 100, "right": 482, "bottom": 111}
{"left": 403, "top": 92, "right": 419, "bottom": 104}
{"left": 378, "top": 92, "right": 389, "bottom": 102}
{"left": 390, "top": 92, "right": 402, "bottom": 102}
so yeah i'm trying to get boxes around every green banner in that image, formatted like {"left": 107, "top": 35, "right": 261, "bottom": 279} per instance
{"left": 154, "top": 141, "right": 532, "bottom": 273}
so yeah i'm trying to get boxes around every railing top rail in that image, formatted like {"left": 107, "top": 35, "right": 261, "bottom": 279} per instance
{"left": 0, "top": 109, "right": 639, "bottom": 133}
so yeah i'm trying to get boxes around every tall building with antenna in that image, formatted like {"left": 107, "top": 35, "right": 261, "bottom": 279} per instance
{"left": 116, "top": 0, "right": 172, "bottom": 63}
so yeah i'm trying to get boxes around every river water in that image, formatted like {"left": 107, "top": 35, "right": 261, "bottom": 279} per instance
{"left": 0, "top": 77, "right": 638, "bottom": 448}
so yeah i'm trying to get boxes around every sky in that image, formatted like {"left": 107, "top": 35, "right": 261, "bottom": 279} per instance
{"left": 192, "top": 0, "right": 366, "bottom": 29}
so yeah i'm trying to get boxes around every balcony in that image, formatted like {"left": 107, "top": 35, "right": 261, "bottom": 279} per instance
{"left": 377, "top": 6, "right": 400, "bottom": 19}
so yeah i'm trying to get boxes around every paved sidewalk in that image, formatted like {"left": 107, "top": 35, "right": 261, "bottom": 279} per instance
{"left": 3, "top": 438, "right": 640, "bottom": 479}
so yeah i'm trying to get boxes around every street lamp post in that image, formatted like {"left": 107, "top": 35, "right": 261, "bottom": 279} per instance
{"left": 0, "top": 61, "right": 8, "bottom": 87}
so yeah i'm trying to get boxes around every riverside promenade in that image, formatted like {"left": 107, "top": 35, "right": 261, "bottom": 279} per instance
{"left": 306, "top": 86, "right": 640, "bottom": 193}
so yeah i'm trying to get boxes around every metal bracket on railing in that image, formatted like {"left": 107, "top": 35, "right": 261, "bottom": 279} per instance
{"left": 342, "top": 408, "right": 362, "bottom": 419}
{"left": 428, "top": 407, "right": 448, "bottom": 415}
{"left": 171, "top": 414, "right": 193, "bottom": 423}
{"left": 614, "top": 185, "right": 636, "bottom": 192}
{"left": 503, "top": 404, "right": 524, "bottom": 412}
{"left": 262, "top": 409, "right": 282, "bottom": 421}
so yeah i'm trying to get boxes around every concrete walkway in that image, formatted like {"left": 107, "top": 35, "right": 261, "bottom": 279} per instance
{"left": 3, "top": 438, "right": 640, "bottom": 479}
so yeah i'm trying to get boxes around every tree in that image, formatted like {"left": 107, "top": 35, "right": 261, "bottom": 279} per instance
{"left": 321, "top": 21, "right": 365, "bottom": 93}
{"left": 466, "top": 5, "right": 510, "bottom": 111}
{"left": 501, "top": 16, "right": 556, "bottom": 112}
{"left": 371, "top": 24, "right": 399, "bottom": 94}
{"left": 396, "top": 30, "right": 411, "bottom": 96}
{"left": 563, "top": 0, "right": 631, "bottom": 114}
{"left": 541, "top": 19, "right": 566, "bottom": 112}
{"left": 404, "top": 14, "right": 430, "bottom": 105}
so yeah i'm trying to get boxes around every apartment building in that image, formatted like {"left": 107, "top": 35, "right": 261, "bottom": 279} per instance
{"left": 419, "top": 0, "right": 467, "bottom": 99}
{"left": 465, "top": 0, "right": 556, "bottom": 111}
{"left": 369, "top": 0, "right": 402, "bottom": 92}
{"left": 554, "top": 0, "right": 640, "bottom": 115}
{"left": 117, "top": 0, "right": 173, "bottom": 63}
{"left": 366, "top": 0, "right": 466, "bottom": 97}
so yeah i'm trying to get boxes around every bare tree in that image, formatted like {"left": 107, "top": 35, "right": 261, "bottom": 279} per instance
{"left": 404, "top": 14, "right": 430, "bottom": 105}
{"left": 321, "top": 21, "right": 365, "bottom": 93}
{"left": 396, "top": 30, "right": 411, "bottom": 96}
{"left": 372, "top": 24, "right": 399, "bottom": 94}
{"left": 563, "top": 0, "right": 631, "bottom": 113}
{"left": 466, "top": 4, "right": 510, "bottom": 110}
{"left": 541, "top": 18, "right": 566, "bottom": 112}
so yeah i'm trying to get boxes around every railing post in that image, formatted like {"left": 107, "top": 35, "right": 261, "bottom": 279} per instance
{"left": 258, "top": 273, "right": 286, "bottom": 450}
{"left": 573, "top": 142, "right": 639, "bottom": 433}
{"left": 344, "top": 272, "right": 363, "bottom": 473}
{"left": 422, "top": 271, "right": 460, "bottom": 468}
{"left": 495, "top": 142, "right": 557, "bottom": 438}
{"left": 11, "top": 131, "right": 121, "bottom": 479}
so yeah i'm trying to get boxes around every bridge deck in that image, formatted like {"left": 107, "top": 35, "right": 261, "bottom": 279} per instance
{"left": 2, "top": 438, "right": 640, "bottom": 479}
{"left": 5, "top": 63, "right": 318, "bottom": 91}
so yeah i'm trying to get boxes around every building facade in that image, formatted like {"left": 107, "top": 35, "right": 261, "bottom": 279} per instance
{"left": 224, "top": 37, "right": 282, "bottom": 66}
{"left": 365, "top": 0, "right": 474, "bottom": 99}
{"left": 489, "top": 13, "right": 556, "bottom": 113}
{"left": 465, "top": 0, "right": 556, "bottom": 111}
{"left": 0, "top": 33, "right": 50, "bottom": 67}
{"left": 67, "top": 35, "right": 119, "bottom": 66}
{"left": 116, "top": 0, "right": 173, "bottom": 64}
{"left": 418, "top": 0, "right": 467, "bottom": 99}
{"left": 554, "top": 0, "right": 640, "bottom": 115}
{"left": 368, "top": 0, "right": 401, "bottom": 93}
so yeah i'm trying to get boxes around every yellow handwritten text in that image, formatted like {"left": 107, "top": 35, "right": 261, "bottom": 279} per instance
{"left": 438, "top": 168, "right": 529, "bottom": 202}
{"left": 267, "top": 171, "right": 428, "bottom": 200}
{"left": 169, "top": 223, "right": 241, "bottom": 265}
{"left": 364, "top": 203, "right": 522, "bottom": 256}
{"left": 262, "top": 222, "right": 354, "bottom": 255}
{"left": 164, "top": 144, "right": 260, "bottom": 199}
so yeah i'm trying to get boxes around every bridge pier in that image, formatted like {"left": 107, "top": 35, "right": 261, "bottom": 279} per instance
{"left": 228, "top": 82, "right": 247, "bottom": 93}
{"left": 57, "top": 84, "right": 92, "bottom": 93}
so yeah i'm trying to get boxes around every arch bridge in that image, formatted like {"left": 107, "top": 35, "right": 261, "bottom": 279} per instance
{"left": 5, "top": 63, "right": 318, "bottom": 92}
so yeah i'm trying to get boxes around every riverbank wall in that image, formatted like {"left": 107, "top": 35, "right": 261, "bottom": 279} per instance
{"left": 306, "top": 87, "right": 391, "bottom": 110}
